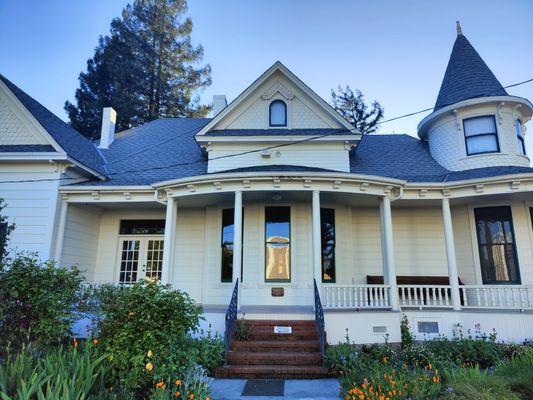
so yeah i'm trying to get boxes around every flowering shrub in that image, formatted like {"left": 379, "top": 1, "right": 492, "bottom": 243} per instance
{"left": 401, "top": 343, "right": 435, "bottom": 368}
{"left": 400, "top": 314, "right": 415, "bottom": 348}
{"left": 91, "top": 279, "right": 203, "bottom": 391}
{"left": 0, "top": 254, "right": 84, "bottom": 349}
{"left": 344, "top": 361, "right": 442, "bottom": 400}
{"left": 149, "top": 366, "right": 213, "bottom": 400}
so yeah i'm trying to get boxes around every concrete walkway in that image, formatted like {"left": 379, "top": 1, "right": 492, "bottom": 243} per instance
{"left": 211, "top": 378, "right": 341, "bottom": 400}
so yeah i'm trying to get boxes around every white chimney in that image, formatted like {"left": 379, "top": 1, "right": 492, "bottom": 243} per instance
{"left": 212, "top": 95, "right": 227, "bottom": 116}
{"left": 98, "top": 107, "right": 117, "bottom": 149}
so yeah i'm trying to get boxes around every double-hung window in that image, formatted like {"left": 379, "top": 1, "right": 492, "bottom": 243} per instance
{"left": 221, "top": 208, "right": 243, "bottom": 282}
{"left": 265, "top": 206, "right": 291, "bottom": 282}
{"left": 463, "top": 116, "right": 499, "bottom": 156}
{"left": 321, "top": 208, "right": 336, "bottom": 283}
{"left": 516, "top": 119, "right": 526, "bottom": 155}
{"left": 474, "top": 206, "right": 520, "bottom": 284}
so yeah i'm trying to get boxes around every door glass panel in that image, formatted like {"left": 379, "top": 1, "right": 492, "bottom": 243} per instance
{"left": 119, "top": 240, "right": 140, "bottom": 284}
{"left": 145, "top": 240, "right": 164, "bottom": 281}
{"left": 265, "top": 206, "right": 290, "bottom": 282}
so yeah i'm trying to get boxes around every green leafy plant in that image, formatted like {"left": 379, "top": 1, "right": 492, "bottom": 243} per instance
{"left": 400, "top": 314, "right": 415, "bottom": 348}
{"left": 233, "top": 320, "right": 252, "bottom": 341}
{"left": 401, "top": 343, "right": 435, "bottom": 368}
{"left": 90, "top": 279, "right": 203, "bottom": 392}
{"left": 494, "top": 348, "right": 533, "bottom": 399}
{"left": 0, "top": 254, "right": 84, "bottom": 349}
{"left": 442, "top": 365, "right": 519, "bottom": 400}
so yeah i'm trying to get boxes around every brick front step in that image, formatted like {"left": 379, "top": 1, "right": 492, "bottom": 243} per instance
{"left": 231, "top": 340, "right": 321, "bottom": 353}
{"left": 227, "top": 351, "right": 323, "bottom": 366}
{"left": 215, "top": 365, "right": 334, "bottom": 379}
{"left": 239, "top": 320, "right": 317, "bottom": 328}
{"left": 243, "top": 330, "right": 319, "bottom": 341}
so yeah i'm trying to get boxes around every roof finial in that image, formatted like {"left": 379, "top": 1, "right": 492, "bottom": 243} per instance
{"left": 456, "top": 20, "right": 463, "bottom": 35}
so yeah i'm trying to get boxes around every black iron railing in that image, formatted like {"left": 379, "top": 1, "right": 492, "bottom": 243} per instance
{"left": 313, "top": 279, "right": 325, "bottom": 363}
{"left": 224, "top": 280, "right": 239, "bottom": 365}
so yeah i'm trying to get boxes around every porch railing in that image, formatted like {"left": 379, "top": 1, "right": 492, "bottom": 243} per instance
{"left": 313, "top": 279, "right": 325, "bottom": 363}
{"left": 398, "top": 285, "right": 453, "bottom": 308}
{"left": 323, "top": 284, "right": 390, "bottom": 309}
{"left": 224, "top": 280, "right": 239, "bottom": 365}
{"left": 323, "top": 284, "right": 533, "bottom": 310}
{"left": 460, "top": 285, "right": 533, "bottom": 310}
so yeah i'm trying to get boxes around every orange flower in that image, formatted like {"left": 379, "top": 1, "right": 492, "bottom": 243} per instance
{"left": 188, "top": 394, "right": 194, "bottom": 400}
{"left": 174, "top": 391, "right": 181, "bottom": 397}
{"left": 383, "top": 356, "right": 388, "bottom": 364}
{"left": 145, "top": 362, "right": 154, "bottom": 372}
{"left": 73, "top": 339, "right": 78, "bottom": 348}
{"left": 155, "top": 381, "right": 165, "bottom": 389}
{"left": 92, "top": 339, "right": 98, "bottom": 345}
{"left": 175, "top": 379, "right": 182, "bottom": 386}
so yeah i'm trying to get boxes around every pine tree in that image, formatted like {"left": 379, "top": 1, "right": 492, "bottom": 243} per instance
{"left": 65, "top": 0, "right": 211, "bottom": 139}
{"left": 331, "top": 86, "right": 384, "bottom": 134}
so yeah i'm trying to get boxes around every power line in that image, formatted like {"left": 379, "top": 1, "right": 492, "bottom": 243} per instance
{"left": 1, "top": 76, "right": 531, "bottom": 185}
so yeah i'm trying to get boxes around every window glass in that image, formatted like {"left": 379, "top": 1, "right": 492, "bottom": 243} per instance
{"left": 265, "top": 206, "right": 290, "bottom": 281}
{"left": 321, "top": 208, "right": 335, "bottom": 283}
{"left": 474, "top": 206, "right": 520, "bottom": 284}
{"left": 516, "top": 120, "right": 526, "bottom": 155}
{"left": 269, "top": 100, "right": 287, "bottom": 127}
{"left": 463, "top": 116, "right": 499, "bottom": 155}
{"left": 119, "top": 220, "right": 165, "bottom": 235}
{"left": 221, "top": 209, "right": 235, "bottom": 282}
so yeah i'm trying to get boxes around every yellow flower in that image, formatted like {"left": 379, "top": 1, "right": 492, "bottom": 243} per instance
{"left": 175, "top": 379, "right": 182, "bottom": 386}
{"left": 145, "top": 362, "right": 154, "bottom": 372}
{"left": 128, "top": 311, "right": 135, "bottom": 318}
{"left": 147, "top": 350, "right": 153, "bottom": 357}
{"left": 155, "top": 381, "right": 165, "bottom": 389}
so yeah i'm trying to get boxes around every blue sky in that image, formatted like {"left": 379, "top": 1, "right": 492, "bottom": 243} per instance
{"left": 0, "top": 0, "right": 532, "bottom": 152}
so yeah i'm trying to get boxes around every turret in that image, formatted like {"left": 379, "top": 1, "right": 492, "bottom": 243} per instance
{"left": 418, "top": 22, "right": 532, "bottom": 171}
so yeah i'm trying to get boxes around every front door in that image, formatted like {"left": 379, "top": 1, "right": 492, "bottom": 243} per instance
{"left": 118, "top": 237, "right": 164, "bottom": 284}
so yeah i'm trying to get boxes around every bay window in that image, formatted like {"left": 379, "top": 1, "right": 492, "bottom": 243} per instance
{"left": 516, "top": 119, "right": 526, "bottom": 155}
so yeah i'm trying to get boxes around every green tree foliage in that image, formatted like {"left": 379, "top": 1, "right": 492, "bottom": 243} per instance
{"left": 331, "top": 86, "right": 384, "bottom": 134}
{"left": 65, "top": 0, "right": 212, "bottom": 139}
{"left": 0, "top": 199, "right": 15, "bottom": 260}
{"left": 0, "top": 255, "right": 84, "bottom": 349}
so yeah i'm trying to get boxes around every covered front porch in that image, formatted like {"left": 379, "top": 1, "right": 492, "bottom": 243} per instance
{"left": 56, "top": 172, "right": 533, "bottom": 329}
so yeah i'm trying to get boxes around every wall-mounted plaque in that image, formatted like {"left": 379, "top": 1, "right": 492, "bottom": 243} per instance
{"left": 271, "top": 287, "right": 284, "bottom": 297}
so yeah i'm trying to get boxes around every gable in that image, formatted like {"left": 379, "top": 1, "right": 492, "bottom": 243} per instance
{"left": 0, "top": 86, "right": 52, "bottom": 146}
{"left": 218, "top": 71, "right": 333, "bottom": 130}
{"left": 197, "top": 62, "right": 356, "bottom": 136}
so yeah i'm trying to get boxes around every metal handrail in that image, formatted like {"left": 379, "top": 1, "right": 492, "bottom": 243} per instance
{"left": 224, "top": 280, "right": 239, "bottom": 365}
{"left": 313, "top": 279, "right": 325, "bottom": 364}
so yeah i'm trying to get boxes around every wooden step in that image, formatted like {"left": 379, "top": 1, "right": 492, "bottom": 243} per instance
{"left": 231, "top": 339, "right": 321, "bottom": 353}
{"left": 227, "top": 351, "right": 323, "bottom": 366}
{"left": 215, "top": 365, "right": 334, "bottom": 379}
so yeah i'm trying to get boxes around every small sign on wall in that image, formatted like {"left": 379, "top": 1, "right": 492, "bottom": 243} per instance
{"left": 274, "top": 326, "right": 292, "bottom": 334}
{"left": 271, "top": 287, "right": 284, "bottom": 297}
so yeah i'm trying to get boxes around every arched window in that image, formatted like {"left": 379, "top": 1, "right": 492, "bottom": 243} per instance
{"left": 269, "top": 100, "right": 287, "bottom": 127}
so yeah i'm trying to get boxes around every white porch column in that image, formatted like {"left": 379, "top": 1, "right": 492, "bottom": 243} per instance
{"left": 381, "top": 196, "right": 400, "bottom": 311}
{"left": 53, "top": 200, "right": 68, "bottom": 266}
{"left": 232, "top": 190, "right": 243, "bottom": 284}
{"left": 161, "top": 196, "right": 177, "bottom": 285}
{"left": 379, "top": 200, "right": 389, "bottom": 285}
{"left": 312, "top": 190, "right": 322, "bottom": 285}
{"left": 442, "top": 198, "right": 461, "bottom": 311}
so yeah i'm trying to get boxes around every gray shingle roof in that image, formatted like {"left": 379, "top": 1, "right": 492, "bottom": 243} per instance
{"left": 84, "top": 118, "right": 210, "bottom": 186}
{"left": 0, "top": 145, "right": 55, "bottom": 152}
{"left": 204, "top": 128, "right": 352, "bottom": 136}
{"left": 0, "top": 74, "right": 108, "bottom": 177}
{"left": 434, "top": 34, "right": 508, "bottom": 110}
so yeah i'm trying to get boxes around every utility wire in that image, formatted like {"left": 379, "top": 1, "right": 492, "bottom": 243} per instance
{"left": 1, "top": 76, "right": 531, "bottom": 185}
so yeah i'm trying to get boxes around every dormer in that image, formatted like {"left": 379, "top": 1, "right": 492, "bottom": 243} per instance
{"left": 195, "top": 62, "right": 359, "bottom": 173}
{"left": 418, "top": 23, "right": 532, "bottom": 171}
